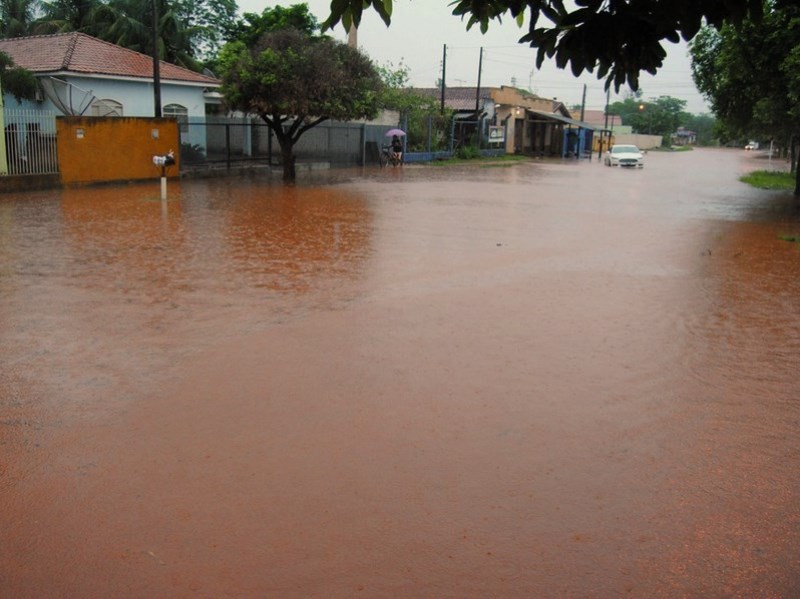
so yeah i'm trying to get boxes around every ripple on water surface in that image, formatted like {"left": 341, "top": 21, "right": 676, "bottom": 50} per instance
{"left": 1, "top": 152, "right": 800, "bottom": 597}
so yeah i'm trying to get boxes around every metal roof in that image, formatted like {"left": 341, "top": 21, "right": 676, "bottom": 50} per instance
{"left": 413, "top": 87, "right": 494, "bottom": 111}
{"left": 528, "top": 110, "right": 596, "bottom": 130}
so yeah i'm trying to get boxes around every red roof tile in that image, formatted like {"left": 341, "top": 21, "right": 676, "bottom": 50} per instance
{"left": 0, "top": 32, "right": 219, "bottom": 86}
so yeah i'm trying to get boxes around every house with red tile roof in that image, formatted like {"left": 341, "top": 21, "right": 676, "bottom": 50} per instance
{"left": 0, "top": 32, "right": 220, "bottom": 118}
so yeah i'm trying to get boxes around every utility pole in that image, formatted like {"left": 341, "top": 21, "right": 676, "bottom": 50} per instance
{"left": 579, "top": 83, "right": 586, "bottom": 122}
{"left": 440, "top": 44, "right": 446, "bottom": 114}
{"left": 475, "top": 47, "right": 483, "bottom": 114}
{"left": 578, "top": 83, "right": 586, "bottom": 158}
{"left": 599, "top": 87, "right": 610, "bottom": 160}
{"left": 152, "top": 0, "right": 161, "bottom": 117}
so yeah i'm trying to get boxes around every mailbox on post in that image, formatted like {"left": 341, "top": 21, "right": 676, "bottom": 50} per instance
{"left": 152, "top": 150, "right": 175, "bottom": 200}
{"left": 152, "top": 151, "right": 175, "bottom": 167}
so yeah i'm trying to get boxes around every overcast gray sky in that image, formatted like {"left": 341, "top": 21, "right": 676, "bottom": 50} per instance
{"left": 236, "top": 1, "right": 712, "bottom": 115}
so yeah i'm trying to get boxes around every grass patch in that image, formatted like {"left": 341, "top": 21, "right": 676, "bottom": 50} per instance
{"left": 740, "top": 170, "right": 795, "bottom": 190}
{"left": 430, "top": 154, "right": 528, "bottom": 167}
{"left": 779, "top": 234, "right": 800, "bottom": 243}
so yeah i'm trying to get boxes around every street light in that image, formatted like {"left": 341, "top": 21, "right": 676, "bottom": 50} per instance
{"left": 638, "top": 103, "right": 651, "bottom": 134}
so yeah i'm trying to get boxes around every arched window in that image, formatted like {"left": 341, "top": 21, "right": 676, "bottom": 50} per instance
{"left": 163, "top": 103, "right": 188, "bottom": 132}
{"left": 90, "top": 99, "right": 123, "bottom": 117}
{"left": 163, "top": 103, "right": 187, "bottom": 118}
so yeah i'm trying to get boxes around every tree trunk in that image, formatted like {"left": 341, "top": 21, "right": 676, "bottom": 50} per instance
{"left": 279, "top": 140, "right": 296, "bottom": 182}
{"left": 795, "top": 166, "right": 799, "bottom": 197}
{"left": 795, "top": 146, "right": 800, "bottom": 197}
{"left": 793, "top": 135, "right": 800, "bottom": 197}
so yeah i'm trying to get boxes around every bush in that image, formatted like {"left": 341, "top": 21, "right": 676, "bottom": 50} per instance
{"left": 455, "top": 144, "right": 481, "bottom": 160}
{"left": 180, "top": 142, "right": 206, "bottom": 162}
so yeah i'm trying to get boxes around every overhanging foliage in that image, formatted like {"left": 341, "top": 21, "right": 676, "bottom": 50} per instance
{"left": 321, "top": 0, "right": 763, "bottom": 91}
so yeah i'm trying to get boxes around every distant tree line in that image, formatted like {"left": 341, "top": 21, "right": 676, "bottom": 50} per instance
{"left": 690, "top": 0, "right": 800, "bottom": 194}
{"left": 605, "top": 93, "right": 718, "bottom": 147}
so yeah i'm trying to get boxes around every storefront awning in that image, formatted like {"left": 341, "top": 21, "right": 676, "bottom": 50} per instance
{"left": 527, "top": 110, "right": 596, "bottom": 130}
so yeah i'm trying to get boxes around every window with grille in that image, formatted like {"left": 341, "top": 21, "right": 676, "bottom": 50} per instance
{"left": 164, "top": 104, "right": 189, "bottom": 132}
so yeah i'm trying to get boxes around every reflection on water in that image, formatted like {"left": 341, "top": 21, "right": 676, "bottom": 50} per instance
{"left": 653, "top": 216, "right": 800, "bottom": 595}
{"left": 700, "top": 222, "right": 800, "bottom": 393}
{"left": 1, "top": 150, "right": 799, "bottom": 597}
{"left": 0, "top": 181, "right": 373, "bottom": 418}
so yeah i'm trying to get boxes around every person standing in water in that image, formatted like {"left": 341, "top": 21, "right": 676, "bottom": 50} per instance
{"left": 390, "top": 135, "right": 403, "bottom": 163}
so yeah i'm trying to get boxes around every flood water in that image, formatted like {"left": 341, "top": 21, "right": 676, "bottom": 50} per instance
{"left": 2, "top": 149, "right": 799, "bottom": 597}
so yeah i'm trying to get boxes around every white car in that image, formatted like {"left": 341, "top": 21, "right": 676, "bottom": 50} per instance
{"left": 605, "top": 144, "right": 645, "bottom": 168}
{"left": 745, "top": 141, "right": 758, "bottom": 151}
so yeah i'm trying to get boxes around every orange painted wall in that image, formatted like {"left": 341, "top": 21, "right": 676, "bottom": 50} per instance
{"left": 57, "top": 117, "right": 180, "bottom": 185}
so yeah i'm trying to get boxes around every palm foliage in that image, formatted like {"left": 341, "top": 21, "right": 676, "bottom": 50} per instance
{"left": 0, "top": 0, "right": 37, "bottom": 37}
{"left": 1, "top": 0, "right": 238, "bottom": 71}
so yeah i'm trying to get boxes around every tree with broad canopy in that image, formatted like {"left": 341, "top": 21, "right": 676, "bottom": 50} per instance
{"left": 0, "top": 50, "right": 38, "bottom": 101}
{"left": 321, "top": 0, "right": 763, "bottom": 91}
{"left": 690, "top": 0, "right": 800, "bottom": 195}
{"left": 218, "top": 24, "right": 382, "bottom": 182}
{"left": 223, "top": 2, "right": 319, "bottom": 48}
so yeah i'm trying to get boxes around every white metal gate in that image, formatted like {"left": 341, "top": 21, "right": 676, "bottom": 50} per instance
{"left": 3, "top": 109, "right": 59, "bottom": 175}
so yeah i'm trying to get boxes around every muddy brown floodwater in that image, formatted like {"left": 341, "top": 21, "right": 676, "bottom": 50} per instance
{"left": 1, "top": 149, "right": 799, "bottom": 597}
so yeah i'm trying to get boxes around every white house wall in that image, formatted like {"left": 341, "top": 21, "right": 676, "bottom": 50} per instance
{"left": 3, "top": 76, "right": 212, "bottom": 118}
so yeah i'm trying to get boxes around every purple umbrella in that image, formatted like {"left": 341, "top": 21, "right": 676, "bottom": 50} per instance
{"left": 385, "top": 128, "right": 406, "bottom": 137}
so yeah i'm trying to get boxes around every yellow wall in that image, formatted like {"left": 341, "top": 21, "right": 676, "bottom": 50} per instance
{"left": 491, "top": 87, "right": 567, "bottom": 154}
{"left": 594, "top": 135, "right": 615, "bottom": 152}
{"left": 491, "top": 87, "right": 559, "bottom": 113}
{"left": 57, "top": 117, "right": 180, "bottom": 185}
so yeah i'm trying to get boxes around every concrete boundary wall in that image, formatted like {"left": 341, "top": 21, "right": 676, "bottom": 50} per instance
{"left": 57, "top": 117, "right": 180, "bottom": 186}
{"left": 613, "top": 133, "right": 662, "bottom": 150}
